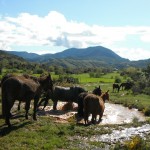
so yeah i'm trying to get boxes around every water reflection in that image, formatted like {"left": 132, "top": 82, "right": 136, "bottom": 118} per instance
{"left": 90, "top": 124, "right": 150, "bottom": 143}
{"left": 101, "top": 103, "right": 146, "bottom": 124}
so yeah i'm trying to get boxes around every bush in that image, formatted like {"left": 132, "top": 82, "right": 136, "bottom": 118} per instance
{"left": 115, "top": 76, "right": 121, "bottom": 83}
{"left": 143, "top": 107, "right": 150, "bottom": 116}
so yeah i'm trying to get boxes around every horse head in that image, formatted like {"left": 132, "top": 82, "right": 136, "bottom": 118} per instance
{"left": 39, "top": 73, "right": 53, "bottom": 93}
{"left": 92, "top": 85, "right": 102, "bottom": 96}
{"left": 101, "top": 90, "right": 109, "bottom": 102}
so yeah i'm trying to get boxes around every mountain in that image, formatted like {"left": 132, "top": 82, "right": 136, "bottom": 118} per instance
{"left": 0, "top": 50, "right": 27, "bottom": 62}
{"left": 6, "top": 46, "right": 128, "bottom": 62}
{"left": 7, "top": 51, "right": 39, "bottom": 60}
{"left": 3, "top": 46, "right": 150, "bottom": 69}
{"left": 0, "top": 50, "right": 30, "bottom": 70}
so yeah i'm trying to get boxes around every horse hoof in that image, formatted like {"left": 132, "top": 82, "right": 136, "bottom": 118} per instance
{"left": 6, "top": 122, "right": 11, "bottom": 128}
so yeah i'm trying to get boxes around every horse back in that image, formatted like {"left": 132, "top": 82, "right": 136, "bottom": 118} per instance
{"left": 2, "top": 76, "right": 40, "bottom": 100}
{"left": 84, "top": 94, "right": 101, "bottom": 113}
{"left": 53, "top": 86, "right": 71, "bottom": 101}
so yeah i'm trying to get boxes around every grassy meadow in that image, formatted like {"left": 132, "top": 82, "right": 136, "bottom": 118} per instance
{"left": 0, "top": 71, "right": 150, "bottom": 149}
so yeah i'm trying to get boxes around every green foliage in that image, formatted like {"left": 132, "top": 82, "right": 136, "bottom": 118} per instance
{"left": 143, "top": 107, "right": 150, "bottom": 116}
{"left": 115, "top": 76, "right": 122, "bottom": 83}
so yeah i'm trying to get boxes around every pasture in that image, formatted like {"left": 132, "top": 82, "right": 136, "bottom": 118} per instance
{"left": 0, "top": 72, "right": 150, "bottom": 149}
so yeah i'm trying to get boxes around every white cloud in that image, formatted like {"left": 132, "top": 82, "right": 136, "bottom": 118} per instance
{"left": 0, "top": 11, "right": 150, "bottom": 60}
{"left": 114, "top": 47, "right": 150, "bottom": 60}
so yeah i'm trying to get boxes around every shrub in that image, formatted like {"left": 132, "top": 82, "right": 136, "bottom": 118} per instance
{"left": 143, "top": 107, "right": 150, "bottom": 116}
{"left": 115, "top": 76, "right": 121, "bottom": 83}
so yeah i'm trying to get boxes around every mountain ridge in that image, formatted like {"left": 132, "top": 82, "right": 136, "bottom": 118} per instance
{"left": 4, "top": 46, "right": 129, "bottom": 62}
{"left": 2, "top": 46, "right": 150, "bottom": 68}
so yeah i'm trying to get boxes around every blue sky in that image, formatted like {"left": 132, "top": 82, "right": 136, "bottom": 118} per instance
{"left": 0, "top": 0, "right": 150, "bottom": 60}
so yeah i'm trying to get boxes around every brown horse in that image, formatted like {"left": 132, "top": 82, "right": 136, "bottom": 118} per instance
{"left": 77, "top": 86, "right": 102, "bottom": 117}
{"left": 1, "top": 74, "right": 53, "bottom": 127}
{"left": 83, "top": 90, "right": 109, "bottom": 125}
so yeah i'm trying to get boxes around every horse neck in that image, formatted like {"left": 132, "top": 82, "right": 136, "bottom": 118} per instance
{"left": 101, "top": 93, "right": 107, "bottom": 102}
{"left": 37, "top": 77, "right": 46, "bottom": 89}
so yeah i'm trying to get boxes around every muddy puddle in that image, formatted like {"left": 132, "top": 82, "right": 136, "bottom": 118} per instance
{"left": 37, "top": 102, "right": 146, "bottom": 124}
{"left": 12, "top": 101, "right": 146, "bottom": 124}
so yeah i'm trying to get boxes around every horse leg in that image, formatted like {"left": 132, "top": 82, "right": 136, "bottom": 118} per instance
{"left": 5, "top": 99, "right": 14, "bottom": 127}
{"left": 25, "top": 100, "right": 31, "bottom": 119}
{"left": 37, "top": 98, "right": 45, "bottom": 108}
{"left": 98, "top": 114, "right": 102, "bottom": 123}
{"left": 53, "top": 99, "right": 58, "bottom": 110}
{"left": 92, "top": 114, "right": 96, "bottom": 124}
{"left": 33, "top": 98, "right": 39, "bottom": 120}
{"left": 118, "top": 87, "right": 119, "bottom": 92}
{"left": 84, "top": 113, "right": 89, "bottom": 125}
{"left": 77, "top": 97, "right": 84, "bottom": 117}
{"left": 43, "top": 98, "right": 49, "bottom": 110}
{"left": 5, "top": 110, "right": 11, "bottom": 127}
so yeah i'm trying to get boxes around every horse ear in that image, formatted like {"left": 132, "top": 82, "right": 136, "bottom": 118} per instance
{"left": 99, "top": 85, "right": 100, "bottom": 88}
{"left": 106, "top": 90, "right": 109, "bottom": 93}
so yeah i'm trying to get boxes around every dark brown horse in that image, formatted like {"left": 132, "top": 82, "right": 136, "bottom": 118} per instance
{"left": 1, "top": 74, "right": 39, "bottom": 111}
{"left": 38, "top": 86, "right": 86, "bottom": 110}
{"left": 1, "top": 74, "right": 53, "bottom": 127}
{"left": 113, "top": 83, "right": 120, "bottom": 92}
{"left": 120, "top": 82, "right": 133, "bottom": 90}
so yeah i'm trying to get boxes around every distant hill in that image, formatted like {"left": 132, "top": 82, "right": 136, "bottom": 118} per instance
{"left": 3, "top": 46, "right": 150, "bottom": 69}
{"left": 0, "top": 50, "right": 27, "bottom": 63}
{"left": 7, "top": 51, "right": 39, "bottom": 60}
{"left": 0, "top": 50, "right": 31, "bottom": 71}
{"left": 34, "top": 46, "right": 129, "bottom": 63}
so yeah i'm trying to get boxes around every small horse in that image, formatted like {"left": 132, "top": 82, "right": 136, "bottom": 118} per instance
{"left": 77, "top": 86, "right": 102, "bottom": 117}
{"left": 1, "top": 74, "right": 53, "bottom": 127}
{"left": 84, "top": 90, "right": 109, "bottom": 125}
{"left": 113, "top": 83, "right": 120, "bottom": 92}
